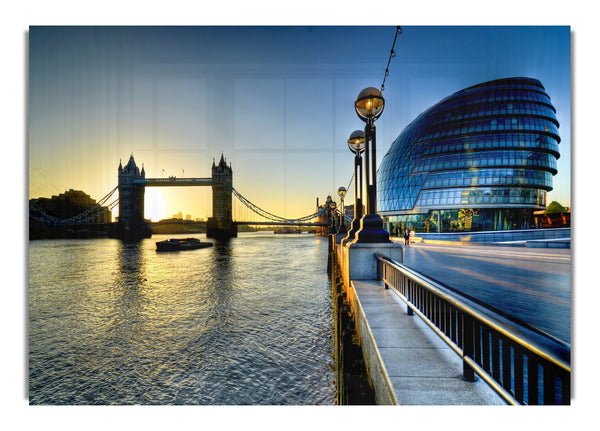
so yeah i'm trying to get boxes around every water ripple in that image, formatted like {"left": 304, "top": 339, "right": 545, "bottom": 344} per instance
{"left": 29, "top": 233, "right": 335, "bottom": 405}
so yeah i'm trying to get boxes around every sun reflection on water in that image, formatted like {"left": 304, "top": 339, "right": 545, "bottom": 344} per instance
{"left": 29, "top": 233, "right": 335, "bottom": 405}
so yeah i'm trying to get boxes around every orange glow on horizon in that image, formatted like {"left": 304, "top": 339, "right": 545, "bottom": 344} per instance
{"left": 144, "top": 188, "right": 166, "bottom": 222}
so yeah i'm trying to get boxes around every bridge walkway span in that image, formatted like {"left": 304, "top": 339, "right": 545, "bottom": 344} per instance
{"left": 139, "top": 178, "right": 212, "bottom": 187}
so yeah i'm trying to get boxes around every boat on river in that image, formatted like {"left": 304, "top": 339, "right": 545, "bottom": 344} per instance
{"left": 156, "top": 237, "right": 213, "bottom": 252}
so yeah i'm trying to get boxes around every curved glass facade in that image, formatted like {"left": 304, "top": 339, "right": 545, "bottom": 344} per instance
{"left": 377, "top": 77, "right": 560, "bottom": 234}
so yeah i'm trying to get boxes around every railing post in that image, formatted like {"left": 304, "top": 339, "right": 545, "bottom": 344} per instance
{"left": 377, "top": 256, "right": 388, "bottom": 288}
{"left": 406, "top": 278, "right": 413, "bottom": 316}
{"left": 461, "top": 313, "right": 476, "bottom": 382}
{"left": 527, "top": 356, "right": 539, "bottom": 405}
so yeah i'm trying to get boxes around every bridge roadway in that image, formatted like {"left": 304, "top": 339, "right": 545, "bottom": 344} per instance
{"left": 400, "top": 241, "right": 571, "bottom": 343}
{"left": 138, "top": 177, "right": 212, "bottom": 186}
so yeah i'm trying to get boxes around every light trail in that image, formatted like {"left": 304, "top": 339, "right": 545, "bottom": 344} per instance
{"left": 409, "top": 243, "right": 571, "bottom": 263}
{"left": 403, "top": 242, "right": 572, "bottom": 343}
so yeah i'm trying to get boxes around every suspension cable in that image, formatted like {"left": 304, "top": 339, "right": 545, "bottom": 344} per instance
{"left": 32, "top": 184, "right": 329, "bottom": 226}
{"left": 228, "top": 185, "right": 326, "bottom": 224}
{"left": 346, "top": 172, "right": 354, "bottom": 192}
{"left": 29, "top": 186, "right": 119, "bottom": 225}
{"left": 61, "top": 186, "right": 118, "bottom": 223}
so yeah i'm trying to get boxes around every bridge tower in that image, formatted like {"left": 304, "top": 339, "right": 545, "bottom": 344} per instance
{"left": 207, "top": 153, "right": 237, "bottom": 239}
{"left": 113, "top": 154, "right": 151, "bottom": 242}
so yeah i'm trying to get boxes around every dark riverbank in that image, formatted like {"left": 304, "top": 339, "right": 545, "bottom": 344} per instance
{"left": 329, "top": 242, "right": 376, "bottom": 404}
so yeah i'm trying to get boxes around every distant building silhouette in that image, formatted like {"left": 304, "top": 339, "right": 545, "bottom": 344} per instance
{"left": 30, "top": 189, "right": 112, "bottom": 223}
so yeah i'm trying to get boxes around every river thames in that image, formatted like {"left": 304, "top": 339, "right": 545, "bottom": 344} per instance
{"left": 28, "top": 232, "right": 336, "bottom": 405}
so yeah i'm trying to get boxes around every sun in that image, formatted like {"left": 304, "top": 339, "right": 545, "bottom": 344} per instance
{"left": 144, "top": 188, "right": 166, "bottom": 222}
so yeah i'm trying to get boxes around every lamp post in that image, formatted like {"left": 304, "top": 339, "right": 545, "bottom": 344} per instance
{"left": 337, "top": 186, "right": 347, "bottom": 234}
{"left": 353, "top": 87, "right": 390, "bottom": 243}
{"left": 340, "top": 130, "right": 365, "bottom": 247}
{"left": 328, "top": 200, "right": 337, "bottom": 234}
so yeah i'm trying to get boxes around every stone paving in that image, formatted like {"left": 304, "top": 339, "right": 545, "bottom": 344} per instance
{"left": 349, "top": 279, "right": 506, "bottom": 405}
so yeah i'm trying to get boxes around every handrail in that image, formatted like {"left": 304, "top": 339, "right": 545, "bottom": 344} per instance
{"left": 374, "top": 253, "right": 570, "bottom": 405}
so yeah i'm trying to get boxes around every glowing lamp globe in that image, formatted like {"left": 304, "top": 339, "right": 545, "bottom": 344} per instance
{"left": 355, "top": 87, "right": 385, "bottom": 121}
{"left": 347, "top": 130, "right": 365, "bottom": 154}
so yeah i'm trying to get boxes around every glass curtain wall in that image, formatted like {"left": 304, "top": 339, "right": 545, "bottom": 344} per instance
{"left": 377, "top": 77, "right": 560, "bottom": 234}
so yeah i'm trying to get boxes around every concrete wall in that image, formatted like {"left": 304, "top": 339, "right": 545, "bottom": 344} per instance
{"left": 333, "top": 239, "right": 402, "bottom": 404}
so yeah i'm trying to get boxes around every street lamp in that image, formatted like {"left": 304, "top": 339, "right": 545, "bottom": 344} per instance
{"left": 353, "top": 87, "right": 390, "bottom": 243}
{"left": 337, "top": 186, "right": 347, "bottom": 235}
{"left": 328, "top": 200, "right": 337, "bottom": 234}
{"left": 340, "top": 130, "right": 365, "bottom": 247}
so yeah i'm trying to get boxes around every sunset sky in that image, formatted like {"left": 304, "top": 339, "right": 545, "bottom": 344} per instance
{"left": 28, "top": 25, "right": 571, "bottom": 222}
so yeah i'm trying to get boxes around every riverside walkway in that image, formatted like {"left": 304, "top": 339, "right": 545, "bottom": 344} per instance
{"left": 349, "top": 278, "right": 504, "bottom": 404}
{"left": 333, "top": 237, "right": 570, "bottom": 405}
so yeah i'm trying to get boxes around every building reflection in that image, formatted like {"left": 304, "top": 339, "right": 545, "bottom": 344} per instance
{"left": 204, "top": 239, "right": 235, "bottom": 314}
{"left": 109, "top": 241, "right": 150, "bottom": 336}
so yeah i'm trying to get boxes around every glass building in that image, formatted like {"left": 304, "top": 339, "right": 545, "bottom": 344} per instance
{"left": 377, "top": 77, "right": 560, "bottom": 235}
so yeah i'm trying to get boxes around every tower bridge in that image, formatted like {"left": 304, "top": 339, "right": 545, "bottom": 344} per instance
{"left": 116, "top": 153, "right": 235, "bottom": 241}
{"left": 30, "top": 153, "right": 334, "bottom": 241}
{"left": 114, "top": 153, "right": 330, "bottom": 242}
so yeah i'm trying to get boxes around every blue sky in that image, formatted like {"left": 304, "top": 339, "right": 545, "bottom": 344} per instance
{"left": 28, "top": 25, "right": 571, "bottom": 220}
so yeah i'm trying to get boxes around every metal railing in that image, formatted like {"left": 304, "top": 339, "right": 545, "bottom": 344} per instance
{"left": 375, "top": 254, "right": 570, "bottom": 405}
